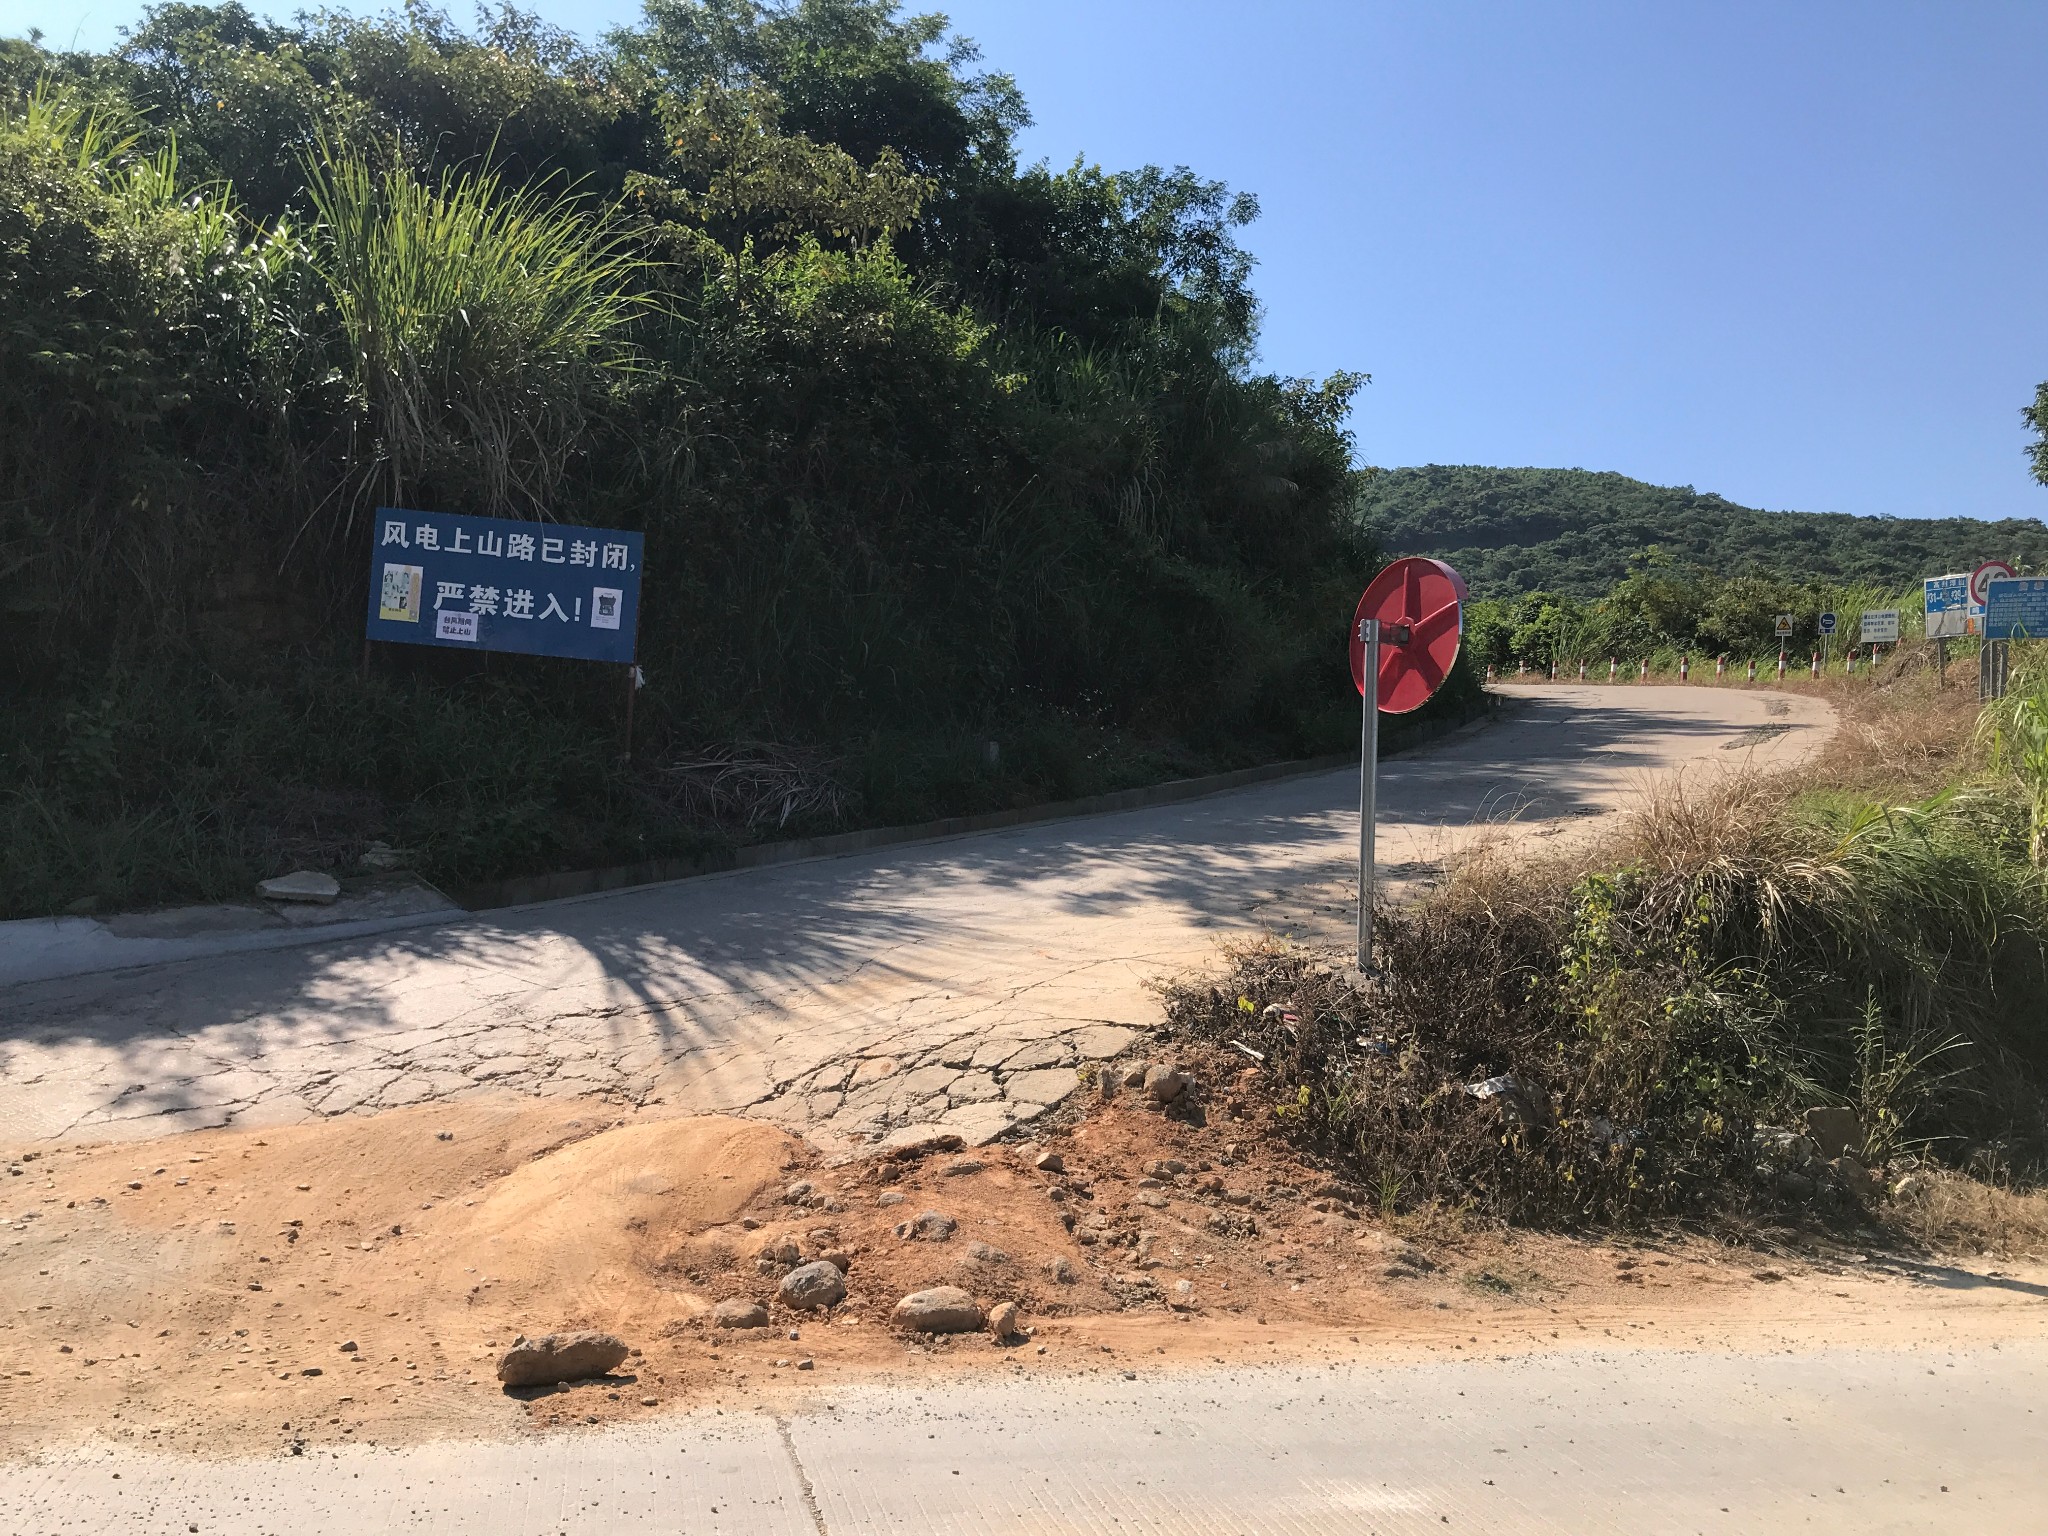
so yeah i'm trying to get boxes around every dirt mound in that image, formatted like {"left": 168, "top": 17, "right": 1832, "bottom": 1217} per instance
{"left": 0, "top": 1101, "right": 798, "bottom": 1456}
{"left": 5, "top": 1085, "right": 2043, "bottom": 1461}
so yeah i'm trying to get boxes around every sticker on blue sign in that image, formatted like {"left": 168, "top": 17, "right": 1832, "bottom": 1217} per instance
{"left": 1924, "top": 573, "right": 1971, "bottom": 639}
{"left": 363, "top": 509, "right": 643, "bottom": 663}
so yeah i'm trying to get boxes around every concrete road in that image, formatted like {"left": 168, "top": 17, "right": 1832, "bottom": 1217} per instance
{"left": 5, "top": 1340, "right": 2036, "bottom": 1534}
{"left": 0, "top": 686, "right": 1830, "bottom": 1154}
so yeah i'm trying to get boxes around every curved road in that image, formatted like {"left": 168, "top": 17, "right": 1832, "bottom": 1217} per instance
{"left": 0, "top": 686, "right": 1829, "bottom": 1152}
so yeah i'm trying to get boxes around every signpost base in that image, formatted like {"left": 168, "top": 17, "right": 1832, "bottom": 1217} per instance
{"left": 1357, "top": 621, "right": 1379, "bottom": 975}
{"left": 1982, "top": 639, "right": 2010, "bottom": 702}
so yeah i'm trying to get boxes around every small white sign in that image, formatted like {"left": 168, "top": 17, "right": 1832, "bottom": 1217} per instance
{"left": 1860, "top": 609, "right": 1900, "bottom": 644}
{"left": 436, "top": 609, "right": 479, "bottom": 642}
{"left": 1774, "top": 613, "right": 1794, "bottom": 636}
{"left": 590, "top": 586, "right": 623, "bottom": 631}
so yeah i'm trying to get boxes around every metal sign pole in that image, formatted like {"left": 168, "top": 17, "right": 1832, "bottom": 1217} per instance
{"left": 1357, "top": 617, "right": 1380, "bottom": 974}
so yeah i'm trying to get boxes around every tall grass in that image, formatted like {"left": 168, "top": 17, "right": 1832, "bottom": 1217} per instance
{"left": 1166, "top": 674, "right": 2048, "bottom": 1228}
{"left": 1979, "top": 649, "right": 2048, "bottom": 863}
{"left": 301, "top": 142, "right": 653, "bottom": 523}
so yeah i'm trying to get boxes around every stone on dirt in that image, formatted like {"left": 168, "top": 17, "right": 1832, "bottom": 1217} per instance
{"left": 495, "top": 1331, "right": 630, "bottom": 1387}
{"left": 755, "top": 1237, "right": 801, "bottom": 1274}
{"left": 892, "top": 1286, "right": 984, "bottom": 1334}
{"left": 712, "top": 1299, "right": 770, "bottom": 1329}
{"left": 965, "top": 1241, "right": 1009, "bottom": 1264}
{"left": 1044, "top": 1255, "right": 1077, "bottom": 1283}
{"left": 1144, "top": 1065, "right": 1189, "bottom": 1104}
{"left": 1033, "top": 1151, "right": 1065, "bottom": 1173}
{"left": 897, "top": 1209, "right": 957, "bottom": 1242}
{"left": 258, "top": 871, "right": 341, "bottom": 905}
{"left": 987, "top": 1300, "right": 1023, "bottom": 1340}
{"left": 779, "top": 1261, "right": 848, "bottom": 1311}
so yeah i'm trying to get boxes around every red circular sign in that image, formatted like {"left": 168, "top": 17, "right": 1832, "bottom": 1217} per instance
{"left": 1971, "top": 559, "right": 2016, "bottom": 606}
{"left": 1349, "top": 557, "right": 1468, "bottom": 714}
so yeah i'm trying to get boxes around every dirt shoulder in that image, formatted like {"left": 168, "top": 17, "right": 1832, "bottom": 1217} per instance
{"left": 4, "top": 1082, "right": 2043, "bottom": 1462}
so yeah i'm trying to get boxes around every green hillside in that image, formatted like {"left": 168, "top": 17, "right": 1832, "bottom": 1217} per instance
{"left": 1, "top": 2, "right": 1496, "bottom": 921}
{"left": 1358, "top": 465, "right": 2048, "bottom": 598}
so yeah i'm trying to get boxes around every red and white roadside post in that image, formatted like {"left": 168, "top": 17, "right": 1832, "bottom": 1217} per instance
{"left": 1679, "top": 654, "right": 1690, "bottom": 683}
{"left": 1351, "top": 558, "right": 1466, "bottom": 974}
{"left": 1810, "top": 651, "right": 1820, "bottom": 678}
{"left": 1578, "top": 660, "right": 1587, "bottom": 682}
{"left": 1715, "top": 654, "right": 1726, "bottom": 681}
{"left": 1609, "top": 658, "right": 1617, "bottom": 682}
{"left": 1747, "top": 657, "right": 1757, "bottom": 683}
{"left": 1639, "top": 659, "right": 1648, "bottom": 681}
{"left": 1777, "top": 650, "right": 1787, "bottom": 681}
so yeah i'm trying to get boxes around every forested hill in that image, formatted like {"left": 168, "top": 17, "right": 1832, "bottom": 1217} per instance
{"left": 1358, "top": 465, "right": 2048, "bottom": 597}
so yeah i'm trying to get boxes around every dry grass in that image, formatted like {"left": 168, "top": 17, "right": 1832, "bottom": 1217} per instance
{"left": 1887, "top": 1167, "right": 2048, "bottom": 1259}
{"left": 1168, "top": 666, "right": 2048, "bottom": 1243}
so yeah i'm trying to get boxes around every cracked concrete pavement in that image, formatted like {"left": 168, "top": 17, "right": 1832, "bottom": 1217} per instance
{"left": 0, "top": 685, "right": 1831, "bottom": 1153}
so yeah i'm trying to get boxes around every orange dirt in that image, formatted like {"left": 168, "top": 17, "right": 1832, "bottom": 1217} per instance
{"left": 4, "top": 1087, "right": 2044, "bottom": 1460}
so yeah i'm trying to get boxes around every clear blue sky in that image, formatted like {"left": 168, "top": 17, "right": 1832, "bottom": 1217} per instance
{"left": 7, "top": 0, "right": 2047, "bottom": 522}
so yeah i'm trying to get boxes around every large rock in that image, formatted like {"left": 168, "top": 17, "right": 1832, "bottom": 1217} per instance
{"left": 987, "top": 1300, "right": 1023, "bottom": 1341}
{"left": 712, "top": 1298, "right": 770, "bottom": 1329}
{"left": 258, "top": 870, "right": 341, "bottom": 905}
{"left": 779, "top": 1261, "right": 848, "bottom": 1311}
{"left": 495, "top": 1331, "right": 629, "bottom": 1387}
{"left": 892, "top": 1286, "right": 984, "bottom": 1334}
{"left": 1832, "top": 1154, "right": 1881, "bottom": 1202}
{"left": 1804, "top": 1107, "right": 1864, "bottom": 1159}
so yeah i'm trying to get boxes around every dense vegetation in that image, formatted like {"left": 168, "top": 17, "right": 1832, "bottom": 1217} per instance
{"left": 1172, "top": 672, "right": 2048, "bottom": 1225}
{"left": 1360, "top": 465, "right": 2048, "bottom": 599}
{"left": 1460, "top": 560, "right": 1910, "bottom": 676}
{"left": 0, "top": 2, "right": 1475, "bottom": 920}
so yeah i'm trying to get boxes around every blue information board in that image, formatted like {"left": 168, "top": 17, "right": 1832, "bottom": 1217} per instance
{"left": 1924, "top": 572, "right": 1981, "bottom": 638}
{"left": 364, "top": 508, "right": 643, "bottom": 663}
{"left": 1984, "top": 577, "right": 2048, "bottom": 641}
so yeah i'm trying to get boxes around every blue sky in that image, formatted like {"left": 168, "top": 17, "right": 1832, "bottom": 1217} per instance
{"left": 7, "top": 0, "right": 2047, "bottom": 522}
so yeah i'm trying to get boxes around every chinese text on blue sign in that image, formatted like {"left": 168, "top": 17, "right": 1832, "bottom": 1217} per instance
{"left": 1924, "top": 573, "right": 1979, "bottom": 639}
{"left": 364, "top": 509, "right": 643, "bottom": 663}
{"left": 1983, "top": 577, "right": 2048, "bottom": 641}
